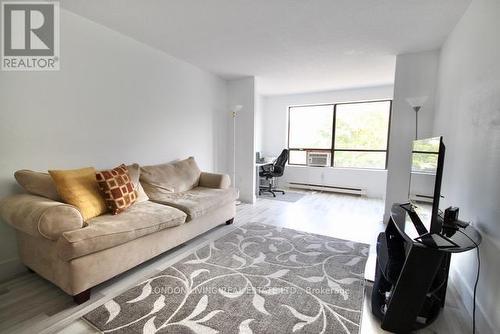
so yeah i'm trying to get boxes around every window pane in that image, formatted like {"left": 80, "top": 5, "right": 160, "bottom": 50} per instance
{"left": 289, "top": 105, "right": 333, "bottom": 149}
{"left": 334, "top": 151, "right": 386, "bottom": 169}
{"left": 289, "top": 150, "right": 307, "bottom": 165}
{"left": 411, "top": 153, "right": 438, "bottom": 173}
{"left": 334, "top": 101, "right": 391, "bottom": 150}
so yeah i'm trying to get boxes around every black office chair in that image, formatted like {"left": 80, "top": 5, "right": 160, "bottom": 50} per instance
{"left": 259, "top": 149, "right": 289, "bottom": 197}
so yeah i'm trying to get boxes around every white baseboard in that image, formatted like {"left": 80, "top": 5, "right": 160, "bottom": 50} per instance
{"left": 0, "top": 257, "right": 26, "bottom": 283}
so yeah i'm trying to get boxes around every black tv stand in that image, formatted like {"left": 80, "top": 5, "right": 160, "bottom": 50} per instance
{"left": 371, "top": 204, "right": 481, "bottom": 333}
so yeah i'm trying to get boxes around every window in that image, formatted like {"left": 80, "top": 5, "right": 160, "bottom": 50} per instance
{"left": 288, "top": 100, "right": 392, "bottom": 169}
{"left": 334, "top": 101, "right": 391, "bottom": 169}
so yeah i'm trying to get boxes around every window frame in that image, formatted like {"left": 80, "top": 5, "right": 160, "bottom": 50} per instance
{"left": 287, "top": 99, "right": 392, "bottom": 170}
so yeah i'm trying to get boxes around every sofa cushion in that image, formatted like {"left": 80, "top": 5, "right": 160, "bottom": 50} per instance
{"left": 15, "top": 170, "right": 61, "bottom": 201}
{"left": 96, "top": 164, "right": 137, "bottom": 214}
{"left": 49, "top": 167, "right": 108, "bottom": 221}
{"left": 57, "top": 201, "right": 187, "bottom": 261}
{"left": 14, "top": 166, "right": 148, "bottom": 203}
{"left": 127, "top": 164, "right": 149, "bottom": 203}
{"left": 140, "top": 157, "right": 201, "bottom": 194}
{"left": 148, "top": 186, "right": 238, "bottom": 221}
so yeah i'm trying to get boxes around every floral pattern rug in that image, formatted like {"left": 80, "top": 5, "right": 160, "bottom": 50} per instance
{"left": 84, "top": 223, "right": 369, "bottom": 333}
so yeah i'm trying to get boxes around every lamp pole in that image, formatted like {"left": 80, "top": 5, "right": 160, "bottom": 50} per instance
{"left": 413, "top": 105, "right": 421, "bottom": 140}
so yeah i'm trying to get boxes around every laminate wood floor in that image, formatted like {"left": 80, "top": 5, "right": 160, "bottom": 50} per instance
{"left": 0, "top": 191, "right": 475, "bottom": 334}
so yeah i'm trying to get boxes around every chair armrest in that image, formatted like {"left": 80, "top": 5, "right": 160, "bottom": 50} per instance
{"left": 199, "top": 172, "right": 231, "bottom": 189}
{"left": 260, "top": 164, "right": 274, "bottom": 172}
{"left": 0, "top": 194, "right": 84, "bottom": 240}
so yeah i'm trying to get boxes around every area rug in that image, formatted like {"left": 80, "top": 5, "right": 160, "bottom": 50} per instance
{"left": 84, "top": 223, "right": 369, "bottom": 333}
{"left": 258, "top": 191, "right": 305, "bottom": 203}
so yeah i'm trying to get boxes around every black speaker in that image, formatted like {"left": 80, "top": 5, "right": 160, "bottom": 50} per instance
{"left": 443, "top": 207, "right": 459, "bottom": 226}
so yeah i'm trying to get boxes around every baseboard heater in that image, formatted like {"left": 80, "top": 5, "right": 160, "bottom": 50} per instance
{"left": 410, "top": 194, "right": 434, "bottom": 203}
{"left": 288, "top": 182, "right": 367, "bottom": 196}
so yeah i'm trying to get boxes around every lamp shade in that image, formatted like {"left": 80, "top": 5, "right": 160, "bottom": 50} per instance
{"left": 406, "top": 96, "right": 428, "bottom": 109}
{"left": 231, "top": 105, "right": 243, "bottom": 113}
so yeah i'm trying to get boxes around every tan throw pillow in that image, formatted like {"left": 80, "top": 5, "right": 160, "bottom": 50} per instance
{"left": 49, "top": 167, "right": 108, "bottom": 221}
{"left": 140, "top": 157, "right": 201, "bottom": 194}
{"left": 126, "top": 164, "right": 149, "bottom": 203}
{"left": 96, "top": 165, "right": 137, "bottom": 214}
{"left": 14, "top": 170, "right": 61, "bottom": 201}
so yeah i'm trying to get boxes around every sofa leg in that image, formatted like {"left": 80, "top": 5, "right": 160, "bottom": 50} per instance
{"left": 226, "top": 218, "right": 234, "bottom": 225}
{"left": 73, "top": 289, "right": 91, "bottom": 304}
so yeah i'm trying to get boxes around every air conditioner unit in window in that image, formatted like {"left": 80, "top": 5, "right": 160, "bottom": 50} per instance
{"left": 307, "top": 152, "right": 331, "bottom": 167}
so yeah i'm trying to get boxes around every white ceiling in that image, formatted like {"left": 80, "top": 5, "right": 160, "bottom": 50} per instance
{"left": 62, "top": 0, "right": 470, "bottom": 95}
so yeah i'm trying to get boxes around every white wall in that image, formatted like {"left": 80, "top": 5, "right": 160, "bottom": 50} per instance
{"left": 433, "top": 0, "right": 500, "bottom": 331}
{"left": 384, "top": 51, "right": 440, "bottom": 220}
{"left": 259, "top": 86, "right": 394, "bottom": 198}
{"left": 255, "top": 94, "right": 264, "bottom": 153}
{"left": 283, "top": 166, "right": 388, "bottom": 199}
{"left": 227, "top": 77, "right": 256, "bottom": 203}
{"left": 0, "top": 10, "right": 229, "bottom": 282}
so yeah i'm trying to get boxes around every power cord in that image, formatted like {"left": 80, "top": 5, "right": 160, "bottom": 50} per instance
{"left": 457, "top": 229, "right": 480, "bottom": 334}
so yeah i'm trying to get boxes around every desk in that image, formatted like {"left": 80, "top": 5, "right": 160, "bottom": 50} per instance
{"left": 255, "top": 162, "right": 268, "bottom": 196}
{"left": 372, "top": 204, "right": 481, "bottom": 332}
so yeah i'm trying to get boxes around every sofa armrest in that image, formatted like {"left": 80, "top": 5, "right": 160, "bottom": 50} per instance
{"left": 0, "top": 194, "right": 84, "bottom": 240}
{"left": 199, "top": 172, "right": 231, "bottom": 189}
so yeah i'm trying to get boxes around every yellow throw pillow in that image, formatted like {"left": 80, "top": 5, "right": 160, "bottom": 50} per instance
{"left": 49, "top": 167, "right": 108, "bottom": 221}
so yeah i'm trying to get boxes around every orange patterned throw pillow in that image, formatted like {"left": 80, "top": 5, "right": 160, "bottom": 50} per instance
{"left": 96, "top": 164, "right": 137, "bottom": 214}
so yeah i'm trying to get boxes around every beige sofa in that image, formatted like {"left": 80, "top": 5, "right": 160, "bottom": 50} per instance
{"left": 0, "top": 158, "right": 237, "bottom": 303}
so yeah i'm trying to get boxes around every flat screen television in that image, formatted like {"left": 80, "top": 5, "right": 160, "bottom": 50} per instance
{"left": 408, "top": 136, "right": 445, "bottom": 234}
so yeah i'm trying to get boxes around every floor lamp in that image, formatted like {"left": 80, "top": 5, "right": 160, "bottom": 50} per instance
{"left": 231, "top": 104, "right": 243, "bottom": 204}
{"left": 406, "top": 96, "right": 428, "bottom": 140}
{"left": 405, "top": 96, "right": 428, "bottom": 204}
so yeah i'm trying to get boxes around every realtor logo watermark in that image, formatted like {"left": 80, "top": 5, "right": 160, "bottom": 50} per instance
{"left": 1, "top": 1, "right": 59, "bottom": 71}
